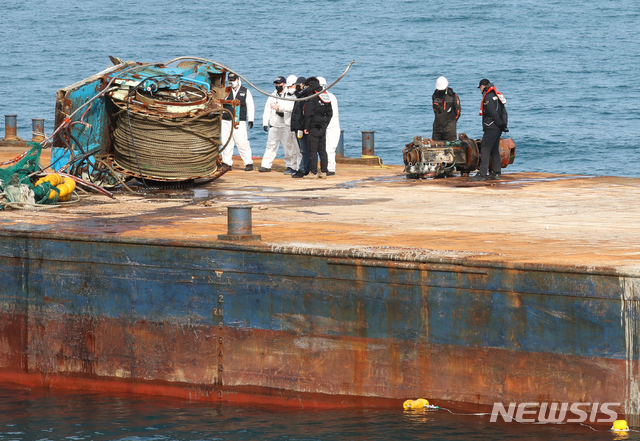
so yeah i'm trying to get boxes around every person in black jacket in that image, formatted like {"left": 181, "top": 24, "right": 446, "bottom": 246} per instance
{"left": 431, "top": 76, "right": 461, "bottom": 141}
{"left": 470, "top": 78, "right": 509, "bottom": 182}
{"left": 290, "top": 77, "right": 310, "bottom": 178}
{"left": 302, "top": 77, "right": 333, "bottom": 179}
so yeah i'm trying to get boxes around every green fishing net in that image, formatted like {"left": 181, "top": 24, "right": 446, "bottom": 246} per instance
{"left": 0, "top": 142, "right": 59, "bottom": 209}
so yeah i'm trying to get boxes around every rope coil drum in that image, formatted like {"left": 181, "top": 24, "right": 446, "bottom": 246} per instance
{"left": 112, "top": 110, "right": 221, "bottom": 181}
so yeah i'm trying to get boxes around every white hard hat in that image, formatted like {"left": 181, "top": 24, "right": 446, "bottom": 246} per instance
{"left": 318, "top": 76, "right": 327, "bottom": 87}
{"left": 286, "top": 75, "right": 297, "bottom": 87}
{"left": 435, "top": 76, "right": 449, "bottom": 91}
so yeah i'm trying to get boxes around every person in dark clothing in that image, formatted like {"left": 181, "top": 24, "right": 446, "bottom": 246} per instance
{"left": 302, "top": 77, "right": 333, "bottom": 179}
{"left": 431, "top": 76, "right": 461, "bottom": 142}
{"left": 290, "top": 77, "right": 310, "bottom": 179}
{"left": 470, "top": 78, "right": 509, "bottom": 182}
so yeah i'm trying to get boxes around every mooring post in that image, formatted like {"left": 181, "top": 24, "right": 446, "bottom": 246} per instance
{"left": 361, "top": 130, "right": 375, "bottom": 157}
{"left": 31, "top": 119, "right": 45, "bottom": 143}
{"left": 218, "top": 205, "right": 261, "bottom": 241}
{"left": 3, "top": 115, "right": 19, "bottom": 141}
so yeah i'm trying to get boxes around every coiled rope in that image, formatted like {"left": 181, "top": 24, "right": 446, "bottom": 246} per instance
{"left": 113, "top": 111, "right": 222, "bottom": 180}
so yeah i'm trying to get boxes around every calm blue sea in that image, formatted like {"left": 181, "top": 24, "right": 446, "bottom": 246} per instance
{"left": 1, "top": 0, "right": 639, "bottom": 176}
{"left": 1, "top": 1, "right": 640, "bottom": 438}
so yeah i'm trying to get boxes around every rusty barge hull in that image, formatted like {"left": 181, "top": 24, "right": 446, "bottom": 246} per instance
{"left": 0, "top": 229, "right": 638, "bottom": 418}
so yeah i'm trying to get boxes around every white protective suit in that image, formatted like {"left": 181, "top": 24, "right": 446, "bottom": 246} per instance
{"left": 318, "top": 77, "right": 341, "bottom": 173}
{"left": 220, "top": 80, "right": 255, "bottom": 167}
{"left": 261, "top": 89, "right": 294, "bottom": 169}
{"left": 284, "top": 77, "right": 302, "bottom": 171}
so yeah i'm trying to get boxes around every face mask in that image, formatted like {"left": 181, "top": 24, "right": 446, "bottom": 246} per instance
{"left": 296, "top": 84, "right": 303, "bottom": 92}
{"left": 275, "top": 85, "right": 284, "bottom": 93}
{"left": 231, "top": 80, "right": 239, "bottom": 88}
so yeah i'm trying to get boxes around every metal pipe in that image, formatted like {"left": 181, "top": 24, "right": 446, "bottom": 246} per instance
{"left": 31, "top": 119, "right": 45, "bottom": 142}
{"left": 336, "top": 130, "right": 344, "bottom": 157}
{"left": 218, "top": 205, "right": 261, "bottom": 241}
{"left": 3, "top": 115, "right": 19, "bottom": 141}
{"left": 361, "top": 131, "right": 375, "bottom": 157}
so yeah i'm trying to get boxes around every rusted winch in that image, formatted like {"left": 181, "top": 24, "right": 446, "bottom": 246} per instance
{"left": 403, "top": 134, "right": 516, "bottom": 179}
{"left": 52, "top": 58, "right": 235, "bottom": 188}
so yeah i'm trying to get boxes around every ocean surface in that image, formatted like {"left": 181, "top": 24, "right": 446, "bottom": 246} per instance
{"left": 0, "top": 386, "right": 637, "bottom": 441}
{"left": 1, "top": 1, "right": 639, "bottom": 439}
{"left": 1, "top": 0, "right": 639, "bottom": 177}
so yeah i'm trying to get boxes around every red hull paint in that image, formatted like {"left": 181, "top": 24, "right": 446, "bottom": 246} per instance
{"left": 0, "top": 312, "right": 628, "bottom": 422}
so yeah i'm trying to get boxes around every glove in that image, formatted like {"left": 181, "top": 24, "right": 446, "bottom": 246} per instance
{"left": 263, "top": 125, "right": 268, "bottom": 132}
{"left": 248, "top": 121, "right": 253, "bottom": 129}
{"left": 502, "top": 126, "right": 509, "bottom": 133}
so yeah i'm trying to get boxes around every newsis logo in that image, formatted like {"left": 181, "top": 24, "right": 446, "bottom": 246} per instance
{"left": 490, "top": 402, "right": 619, "bottom": 423}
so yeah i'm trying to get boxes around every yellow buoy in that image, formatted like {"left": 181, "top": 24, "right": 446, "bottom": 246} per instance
{"left": 403, "top": 398, "right": 430, "bottom": 410}
{"left": 35, "top": 173, "right": 64, "bottom": 187}
{"left": 47, "top": 176, "right": 76, "bottom": 200}
{"left": 612, "top": 419, "right": 629, "bottom": 431}
{"left": 410, "top": 398, "right": 429, "bottom": 410}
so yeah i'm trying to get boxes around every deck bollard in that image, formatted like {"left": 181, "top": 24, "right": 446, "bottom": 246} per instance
{"left": 3, "top": 115, "right": 21, "bottom": 141}
{"left": 31, "top": 119, "right": 45, "bottom": 142}
{"left": 218, "top": 205, "right": 261, "bottom": 241}
{"left": 336, "top": 130, "right": 345, "bottom": 157}
{"left": 361, "top": 131, "right": 375, "bottom": 157}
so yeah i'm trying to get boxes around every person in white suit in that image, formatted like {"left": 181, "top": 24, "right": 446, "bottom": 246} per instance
{"left": 259, "top": 75, "right": 295, "bottom": 172}
{"left": 283, "top": 74, "right": 302, "bottom": 174}
{"left": 220, "top": 73, "right": 255, "bottom": 171}
{"left": 318, "top": 77, "right": 340, "bottom": 175}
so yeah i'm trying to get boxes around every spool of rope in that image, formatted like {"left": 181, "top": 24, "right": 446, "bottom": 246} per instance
{"left": 113, "top": 111, "right": 221, "bottom": 180}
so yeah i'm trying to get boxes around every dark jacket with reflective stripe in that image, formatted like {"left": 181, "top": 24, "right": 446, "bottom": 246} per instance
{"left": 432, "top": 87, "right": 460, "bottom": 129}
{"left": 222, "top": 86, "right": 249, "bottom": 121}
{"left": 482, "top": 83, "right": 508, "bottom": 131}
{"left": 303, "top": 83, "right": 333, "bottom": 131}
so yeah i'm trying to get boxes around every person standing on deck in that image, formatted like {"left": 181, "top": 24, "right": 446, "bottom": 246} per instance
{"left": 221, "top": 73, "right": 255, "bottom": 171}
{"left": 283, "top": 75, "right": 302, "bottom": 175}
{"left": 318, "top": 77, "right": 340, "bottom": 176}
{"left": 302, "top": 77, "right": 332, "bottom": 179}
{"left": 431, "top": 76, "right": 461, "bottom": 142}
{"left": 470, "top": 78, "right": 509, "bottom": 182}
{"left": 291, "top": 77, "right": 310, "bottom": 178}
{"left": 259, "top": 76, "right": 294, "bottom": 172}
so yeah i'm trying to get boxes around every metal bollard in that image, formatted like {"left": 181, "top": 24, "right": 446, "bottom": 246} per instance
{"left": 31, "top": 119, "right": 45, "bottom": 142}
{"left": 218, "top": 205, "right": 261, "bottom": 241}
{"left": 336, "top": 130, "right": 345, "bottom": 157}
{"left": 361, "top": 131, "right": 375, "bottom": 157}
{"left": 3, "top": 115, "right": 20, "bottom": 141}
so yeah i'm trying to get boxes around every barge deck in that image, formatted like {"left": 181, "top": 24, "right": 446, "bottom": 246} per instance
{"left": 1, "top": 146, "right": 640, "bottom": 423}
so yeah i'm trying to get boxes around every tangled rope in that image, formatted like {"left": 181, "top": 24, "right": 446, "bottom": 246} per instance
{"left": 112, "top": 111, "right": 221, "bottom": 180}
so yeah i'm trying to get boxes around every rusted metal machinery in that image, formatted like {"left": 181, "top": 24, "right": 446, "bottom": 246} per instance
{"left": 51, "top": 57, "right": 239, "bottom": 187}
{"left": 403, "top": 134, "right": 516, "bottom": 179}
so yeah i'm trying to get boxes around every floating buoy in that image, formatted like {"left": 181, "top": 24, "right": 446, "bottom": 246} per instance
{"left": 403, "top": 398, "right": 430, "bottom": 410}
{"left": 612, "top": 419, "right": 629, "bottom": 432}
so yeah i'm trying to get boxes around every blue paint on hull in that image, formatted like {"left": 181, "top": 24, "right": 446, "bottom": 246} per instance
{"left": 0, "top": 231, "right": 637, "bottom": 419}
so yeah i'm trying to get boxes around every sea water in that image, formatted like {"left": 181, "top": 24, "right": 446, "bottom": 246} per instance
{"left": 0, "top": 0, "right": 639, "bottom": 177}
{"left": 0, "top": 1, "right": 639, "bottom": 438}
{"left": 0, "top": 386, "right": 636, "bottom": 441}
